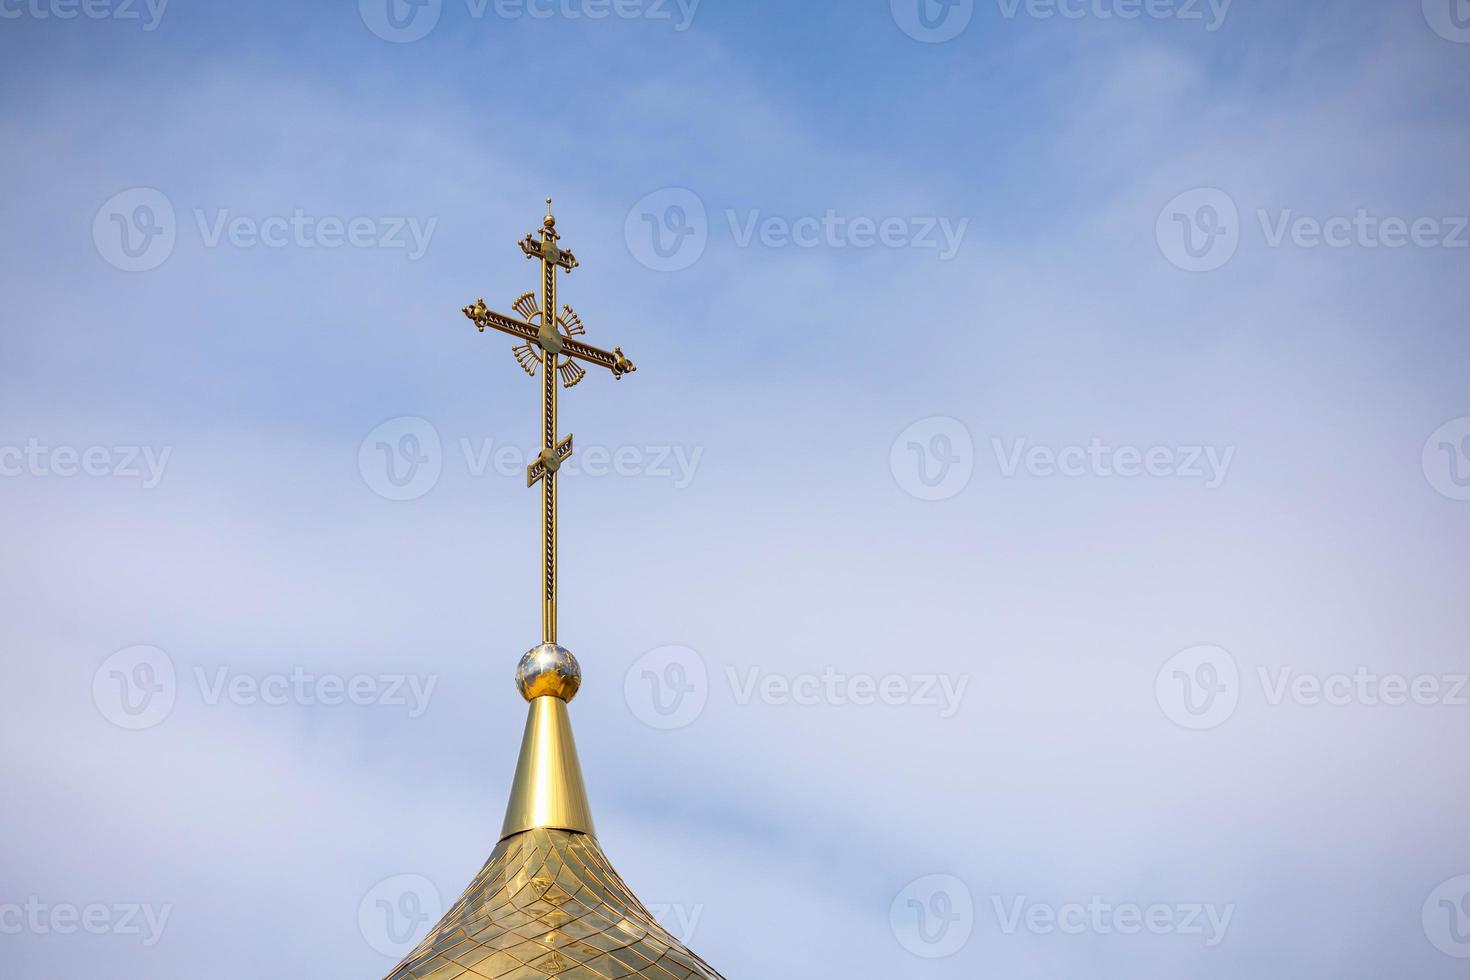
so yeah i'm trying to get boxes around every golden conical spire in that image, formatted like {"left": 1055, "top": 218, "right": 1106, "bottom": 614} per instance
{"left": 385, "top": 204, "right": 723, "bottom": 980}
{"left": 501, "top": 647, "right": 595, "bottom": 840}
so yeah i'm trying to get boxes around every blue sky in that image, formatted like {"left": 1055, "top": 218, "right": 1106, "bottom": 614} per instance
{"left": 2, "top": 1, "right": 1469, "bottom": 978}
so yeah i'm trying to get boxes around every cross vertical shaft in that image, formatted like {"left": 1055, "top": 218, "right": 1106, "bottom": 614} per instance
{"left": 539, "top": 241, "right": 559, "bottom": 644}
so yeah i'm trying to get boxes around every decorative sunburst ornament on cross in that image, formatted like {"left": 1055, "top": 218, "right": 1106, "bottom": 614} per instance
{"left": 508, "top": 291, "right": 590, "bottom": 388}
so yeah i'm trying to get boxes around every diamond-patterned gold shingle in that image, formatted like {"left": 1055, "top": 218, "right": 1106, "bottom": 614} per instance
{"left": 386, "top": 829, "right": 724, "bottom": 980}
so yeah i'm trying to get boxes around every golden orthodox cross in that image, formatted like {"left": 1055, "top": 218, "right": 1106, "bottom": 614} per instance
{"left": 462, "top": 200, "right": 637, "bottom": 646}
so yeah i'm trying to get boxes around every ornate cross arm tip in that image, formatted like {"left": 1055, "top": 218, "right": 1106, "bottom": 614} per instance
{"left": 566, "top": 339, "right": 637, "bottom": 380}
{"left": 463, "top": 299, "right": 535, "bottom": 342}
{"left": 612, "top": 347, "right": 636, "bottom": 379}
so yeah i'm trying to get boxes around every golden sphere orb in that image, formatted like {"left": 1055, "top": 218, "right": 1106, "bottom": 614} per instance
{"left": 515, "top": 642, "right": 581, "bottom": 702}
